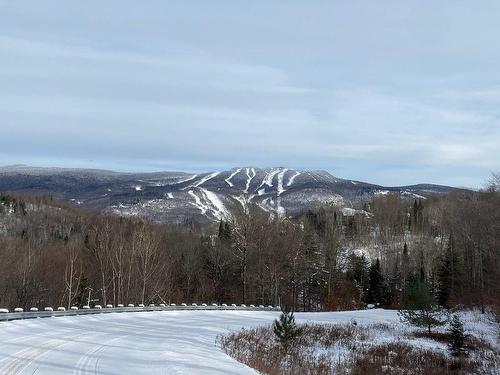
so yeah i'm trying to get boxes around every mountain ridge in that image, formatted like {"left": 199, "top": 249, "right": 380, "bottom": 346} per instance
{"left": 0, "top": 165, "right": 460, "bottom": 223}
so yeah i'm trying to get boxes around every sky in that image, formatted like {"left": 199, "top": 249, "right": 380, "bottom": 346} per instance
{"left": 1, "top": 1, "right": 499, "bottom": 188}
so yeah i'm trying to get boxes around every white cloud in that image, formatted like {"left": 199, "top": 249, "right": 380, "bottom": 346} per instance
{"left": 1, "top": 1, "right": 499, "bottom": 187}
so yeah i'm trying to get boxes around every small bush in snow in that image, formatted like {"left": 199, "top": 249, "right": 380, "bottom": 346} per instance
{"left": 105, "top": 304, "right": 113, "bottom": 308}
{"left": 181, "top": 303, "right": 187, "bottom": 306}
{"left": 70, "top": 306, "right": 78, "bottom": 310}
{"left": 0, "top": 308, "right": 9, "bottom": 313}
{"left": 57, "top": 307, "right": 66, "bottom": 311}
{"left": 117, "top": 304, "right": 124, "bottom": 307}
{"left": 30, "top": 307, "right": 38, "bottom": 312}
{"left": 44, "top": 307, "right": 53, "bottom": 311}
{"left": 212, "top": 303, "right": 218, "bottom": 307}
{"left": 202, "top": 303, "right": 207, "bottom": 307}
{"left": 241, "top": 304, "right": 246, "bottom": 307}
{"left": 14, "top": 308, "right": 23, "bottom": 312}
{"left": 94, "top": 305, "right": 102, "bottom": 309}
{"left": 192, "top": 303, "right": 198, "bottom": 306}
{"left": 222, "top": 303, "right": 228, "bottom": 307}
{"left": 138, "top": 303, "right": 145, "bottom": 307}
{"left": 127, "top": 304, "right": 134, "bottom": 307}
{"left": 231, "top": 304, "right": 237, "bottom": 307}
{"left": 82, "top": 305, "right": 90, "bottom": 309}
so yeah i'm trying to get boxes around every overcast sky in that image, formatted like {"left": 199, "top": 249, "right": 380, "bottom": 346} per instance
{"left": 1, "top": 1, "right": 499, "bottom": 187}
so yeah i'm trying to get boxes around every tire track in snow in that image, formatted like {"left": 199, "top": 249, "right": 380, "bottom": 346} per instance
{"left": 1, "top": 332, "right": 87, "bottom": 375}
{"left": 73, "top": 322, "right": 164, "bottom": 375}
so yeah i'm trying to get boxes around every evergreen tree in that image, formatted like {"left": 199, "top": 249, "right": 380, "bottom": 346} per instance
{"left": 387, "top": 258, "right": 402, "bottom": 306}
{"left": 367, "top": 258, "right": 385, "bottom": 304}
{"left": 437, "top": 235, "right": 458, "bottom": 308}
{"left": 218, "top": 219, "right": 224, "bottom": 239}
{"left": 301, "top": 228, "right": 326, "bottom": 310}
{"left": 399, "top": 274, "right": 448, "bottom": 333}
{"left": 437, "top": 252, "right": 452, "bottom": 307}
{"left": 347, "top": 254, "right": 369, "bottom": 301}
{"left": 447, "top": 314, "right": 467, "bottom": 357}
{"left": 272, "top": 306, "right": 303, "bottom": 352}
{"left": 218, "top": 220, "right": 231, "bottom": 243}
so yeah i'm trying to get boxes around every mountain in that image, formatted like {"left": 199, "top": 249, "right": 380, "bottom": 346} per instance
{"left": 0, "top": 165, "right": 458, "bottom": 223}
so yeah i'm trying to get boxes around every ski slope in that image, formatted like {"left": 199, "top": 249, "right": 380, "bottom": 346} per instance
{"left": 0, "top": 310, "right": 401, "bottom": 374}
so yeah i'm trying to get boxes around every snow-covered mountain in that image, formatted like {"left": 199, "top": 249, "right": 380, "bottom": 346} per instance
{"left": 0, "top": 165, "right": 457, "bottom": 223}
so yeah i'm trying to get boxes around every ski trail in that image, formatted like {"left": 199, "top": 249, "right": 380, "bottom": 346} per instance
{"left": 224, "top": 168, "right": 241, "bottom": 187}
{"left": 175, "top": 174, "right": 197, "bottom": 184}
{"left": 189, "top": 189, "right": 229, "bottom": 220}
{"left": 188, "top": 190, "right": 208, "bottom": 215}
{"left": 257, "top": 168, "right": 280, "bottom": 190}
{"left": 192, "top": 172, "right": 219, "bottom": 187}
{"left": 199, "top": 188, "right": 230, "bottom": 220}
{"left": 277, "top": 168, "right": 289, "bottom": 196}
{"left": 244, "top": 168, "right": 256, "bottom": 193}
{"left": 182, "top": 172, "right": 219, "bottom": 190}
{"left": 286, "top": 171, "right": 301, "bottom": 186}
{"left": 233, "top": 195, "right": 247, "bottom": 211}
{"left": 307, "top": 171, "right": 318, "bottom": 182}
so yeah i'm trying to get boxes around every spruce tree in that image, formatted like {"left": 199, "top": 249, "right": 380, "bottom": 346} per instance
{"left": 272, "top": 306, "right": 303, "bottom": 352}
{"left": 399, "top": 274, "right": 448, "bottom": 334}
{"left": 437, "top": 235, "right": 458, "bottom": 308}
{"left": 437, "top": 251, "right": 452, "bottom": 307}
{"left": 367, "top": 258, "right": 385, "bottom": 304}
{"left": 447, "top": 314, "right": 467, "bottom": 357}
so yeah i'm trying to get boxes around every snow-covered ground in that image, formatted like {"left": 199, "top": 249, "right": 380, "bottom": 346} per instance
{"left": 0, "top": 309, "right": 496, "bottom": 374}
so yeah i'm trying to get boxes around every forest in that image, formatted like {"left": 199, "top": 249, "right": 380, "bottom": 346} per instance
{"left": 0, "top": 175, "right": 498, "bottom": 312}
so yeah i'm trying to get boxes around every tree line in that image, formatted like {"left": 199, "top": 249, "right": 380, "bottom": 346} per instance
{"left": 0, "top": 176, "right": 498, "bottom": 311}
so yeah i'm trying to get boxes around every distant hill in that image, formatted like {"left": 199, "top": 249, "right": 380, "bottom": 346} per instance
{"left": 0, "top": 165, "right": 459, "bottom": 223}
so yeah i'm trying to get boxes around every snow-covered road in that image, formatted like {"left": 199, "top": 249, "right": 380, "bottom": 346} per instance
{"left": 0, "top": 310, "right": 399, "bottom": 374}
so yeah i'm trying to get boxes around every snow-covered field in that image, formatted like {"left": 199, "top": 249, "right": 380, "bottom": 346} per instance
{"left": 0, "top": 309, "right": 496, "bottom": 374}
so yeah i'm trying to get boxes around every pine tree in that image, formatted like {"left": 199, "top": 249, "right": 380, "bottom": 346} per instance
{"left": 272, "top": 306, "right": 303, "bottom": 352}
{"left": 447, "top": 314, "right": 467, "bottom": 357}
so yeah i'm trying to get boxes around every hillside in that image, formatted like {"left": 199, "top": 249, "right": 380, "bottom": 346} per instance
{"left": 0, "top": 165, "right": 457, "bottom": 223}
